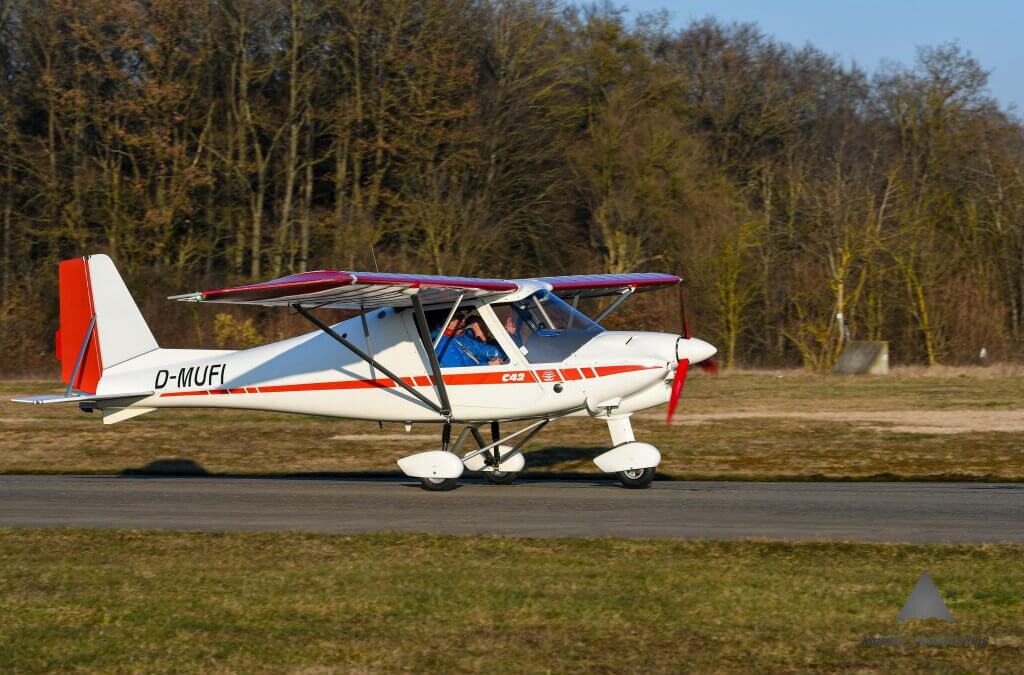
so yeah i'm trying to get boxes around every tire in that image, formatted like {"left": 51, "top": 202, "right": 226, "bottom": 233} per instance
{"left": 420, "top": 477, "right": 459, "bottom": 491}
{"left": 617, "top": 467, "right": 655, "bottom": 489}
{"left": 482, "top": 470, "right": 519, "bottom": 485}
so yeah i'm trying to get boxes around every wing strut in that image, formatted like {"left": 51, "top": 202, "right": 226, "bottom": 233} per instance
{"left": 293, "top": 305, "right": 445, "bottom": 417}
{"left": 410, "top": 294, "right": 452, "bottom": 419}
{"left": 594, "top": 286, "right": 635, "bottom": 323}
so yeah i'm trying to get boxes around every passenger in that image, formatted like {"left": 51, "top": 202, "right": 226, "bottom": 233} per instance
{"left": 431, "top": 313, "right": 504, "bottom": 367}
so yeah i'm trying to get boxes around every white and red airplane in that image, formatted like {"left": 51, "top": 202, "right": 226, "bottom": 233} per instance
{"left": 14, "top": 254, "right": 717, "bottom": 490}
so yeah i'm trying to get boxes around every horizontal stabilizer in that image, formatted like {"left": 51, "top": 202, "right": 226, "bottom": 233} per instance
{"left": 11, "top": 391, "right": 153, "bottom": 405}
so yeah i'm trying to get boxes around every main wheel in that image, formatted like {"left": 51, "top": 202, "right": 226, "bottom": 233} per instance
{"left": 617, "top": 467, "right": 655, "bottom": 489}
{"left": 420, "top": 477, "right": 459, "bottom": 491}
{"left": 482, "top": 470, "right": 519, "bottom": 485}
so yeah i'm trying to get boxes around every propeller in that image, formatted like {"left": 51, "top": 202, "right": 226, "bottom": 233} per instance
{"left": 666, "top": 358, "right": 689, "bottom": 424}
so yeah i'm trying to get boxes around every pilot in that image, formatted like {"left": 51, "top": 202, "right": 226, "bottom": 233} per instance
{"left": 431, "top": 312, "right": 504, "bottom": 367}
{"left": 502, "top": 309, "right": 524, "bottom": 347}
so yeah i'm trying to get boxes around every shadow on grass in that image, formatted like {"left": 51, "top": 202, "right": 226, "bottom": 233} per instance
{"left": 116, "top": 454, "right": 1024, "bottom": 483}
{"left": 123, "top": 458, "right": 210, "bottom": 476}
{"left": 524, "top": 445, "right": 602, "bottom": 469}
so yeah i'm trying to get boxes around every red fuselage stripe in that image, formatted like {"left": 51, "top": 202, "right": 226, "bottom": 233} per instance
{"left": 158, "top": 365, "right": 659, "bottom": 397}
{"left": 593, "top": 364, "right": 657, "bottom": 377}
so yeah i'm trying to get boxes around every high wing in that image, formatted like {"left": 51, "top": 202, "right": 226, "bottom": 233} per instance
{"left": 169, "top": 270, "right": 680, "bottom": 309}
{"left": 170, "top": 271, "right": 519, "bottom": 309}
{"left": 530, "top": 273, "right": 680, "bottom": 299}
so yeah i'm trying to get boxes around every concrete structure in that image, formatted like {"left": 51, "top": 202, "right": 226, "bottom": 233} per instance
{"left": 834, "top": 340, "right": 889, "bottom": 375}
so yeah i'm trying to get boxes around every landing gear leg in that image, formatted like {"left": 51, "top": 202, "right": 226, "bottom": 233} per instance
{"left": 594, "top": 416, "right": 660, "bottom": 489}
{"left": 475, "top": 421, "right": 518, "bottom": 485}
{"left": 441, "top": 422, "right": 452, "bottom": 452}
{"left": 481, "top": 421, "right": 513, "bottom": 484}
{"left": 462, "top": 419, "right": 545, "bottom": 486}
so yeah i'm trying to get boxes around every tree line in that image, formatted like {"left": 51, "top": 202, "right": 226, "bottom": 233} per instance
{"left": 1, "top": 0, "right": 1022, "bottom": 373}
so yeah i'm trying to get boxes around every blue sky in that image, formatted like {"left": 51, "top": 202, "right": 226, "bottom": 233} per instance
{"left": 618, "top": 0, "right": 1023, "bottom": 112}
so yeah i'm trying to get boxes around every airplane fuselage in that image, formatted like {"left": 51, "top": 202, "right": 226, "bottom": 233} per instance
{"left": 97, "top": 302, "right": 711, "bottom": 423}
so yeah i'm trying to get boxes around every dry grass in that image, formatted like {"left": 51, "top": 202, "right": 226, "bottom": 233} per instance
{"left": 0, "top": 529, "right": 1020, "bottom": 673}
{"left": 2, "top": 368, "right": 1023, "bottom": 480}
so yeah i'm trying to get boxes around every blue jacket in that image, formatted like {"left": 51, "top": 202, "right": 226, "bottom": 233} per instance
{"left": 430, "top": 329, "right": 502, "bottom": 367}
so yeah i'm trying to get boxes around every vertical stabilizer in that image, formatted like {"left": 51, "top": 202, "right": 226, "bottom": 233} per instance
{"left": 86, "top": 254, "right": 158, "bottom": 367}
{"left": 57, "top": 254, "right": 158, "bottom": 394}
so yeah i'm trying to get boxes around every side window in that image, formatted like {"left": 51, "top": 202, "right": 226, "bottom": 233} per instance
{"left": 424, "top": 307, "right": 509, "bottom": 368}
{"left": 492, "top": 304, "right": 534, "bottom": 350}
{"left": 492, "top": 292, "right": 603, "bottom": 364}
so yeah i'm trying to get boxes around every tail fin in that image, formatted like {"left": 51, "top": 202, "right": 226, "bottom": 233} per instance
{"left": 58, "top": 254, "right": 158, "bottom": 394}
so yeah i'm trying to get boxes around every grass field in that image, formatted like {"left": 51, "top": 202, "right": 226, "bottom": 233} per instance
{"left": 2, "top": 368, "right": 1023, "bottom": 480}
{"left": 0, "top": 529, "right": 1020, "bottom": 673}
{"left": 3, "top": 368, "right": 1024, "bottom": 480}
{"left": 3, "top": 374, "right": 1022, "bottom": 673}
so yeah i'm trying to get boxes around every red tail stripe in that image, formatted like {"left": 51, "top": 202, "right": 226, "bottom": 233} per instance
{"left": 58, "top": 257, "right": 102, "bottom": 394}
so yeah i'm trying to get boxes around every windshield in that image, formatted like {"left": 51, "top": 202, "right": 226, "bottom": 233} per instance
{"left": 492, "top": 290, "right": 603, "bottom": 364}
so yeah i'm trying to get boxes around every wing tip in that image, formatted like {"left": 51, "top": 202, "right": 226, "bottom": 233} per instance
{"left": 168, "top": 292, "right": 204, "bottom": 302}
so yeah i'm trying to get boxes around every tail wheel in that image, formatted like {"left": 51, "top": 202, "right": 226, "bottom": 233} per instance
{"left": 420, "top": 477, "right": 459, "bottom": 491}
{"left": 483, "top": 470, "right": 519, "bottom": 485}
{"left": 617, "top": 467, "right": 655, "bottom": 489}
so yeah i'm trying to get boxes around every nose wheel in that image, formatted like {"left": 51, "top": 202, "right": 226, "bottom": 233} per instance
{"left": 597, "top": 417, "right": 660, "bottom": 489}
{"left": 616, "top": 467, "right": 655, "bottom": 489}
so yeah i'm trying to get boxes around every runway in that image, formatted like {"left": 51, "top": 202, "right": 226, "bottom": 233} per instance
{"left": 0, "top": 475, "right": 1020, "bottom": 543}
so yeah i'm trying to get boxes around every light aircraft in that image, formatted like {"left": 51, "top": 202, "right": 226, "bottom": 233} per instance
{"left": 13, "top": 254, "right": 717, "bottom": 490}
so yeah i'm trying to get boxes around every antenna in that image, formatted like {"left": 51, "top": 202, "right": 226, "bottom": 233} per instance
{"left": 369, "top": 245, "right": 380, "bottom": 272}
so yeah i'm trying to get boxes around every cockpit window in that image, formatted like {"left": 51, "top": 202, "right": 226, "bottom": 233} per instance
{"left": 492, "top": 290, "right": 604, "bottom": 364}
{"left": 424, "top": 307, "right": 509, "bottom": 367}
